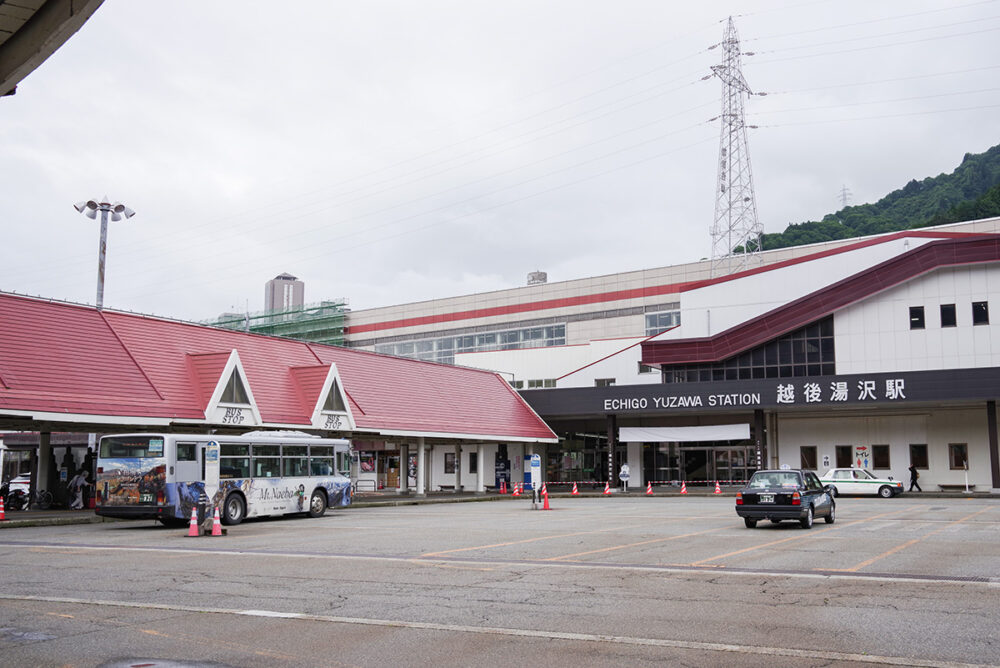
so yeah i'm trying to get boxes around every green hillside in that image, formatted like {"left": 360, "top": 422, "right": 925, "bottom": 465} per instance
{"left": 760, "top": 143, "right": 1000, "bottom": 250}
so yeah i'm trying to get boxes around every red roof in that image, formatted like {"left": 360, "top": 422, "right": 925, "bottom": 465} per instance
{"left": 0, "top": 293, "right": 555, "bottom": 442}
{"left": 642, "top": 235, "right": 1000, "bottom": 366}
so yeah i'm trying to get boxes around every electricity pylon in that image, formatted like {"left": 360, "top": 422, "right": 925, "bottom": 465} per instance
{"left": 710, "top": 16, "right": 762, "bottom": 277}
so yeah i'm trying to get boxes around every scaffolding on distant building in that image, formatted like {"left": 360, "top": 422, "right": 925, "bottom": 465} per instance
{"left": 207, "top": 299, "right": 349, "bottom": 347}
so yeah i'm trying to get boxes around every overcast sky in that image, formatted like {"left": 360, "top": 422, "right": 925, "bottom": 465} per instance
{"left": 1, "top": 0, "right": 998, "bottom": 321}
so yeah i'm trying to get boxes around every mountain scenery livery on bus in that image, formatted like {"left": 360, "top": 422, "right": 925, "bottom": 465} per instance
{"left": 96, "top": 432, "right": 352, "bottom": 526}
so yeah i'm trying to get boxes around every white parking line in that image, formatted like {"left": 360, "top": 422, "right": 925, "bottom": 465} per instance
{"left": 0, "top": 594, "right": 990, "bottom": 668}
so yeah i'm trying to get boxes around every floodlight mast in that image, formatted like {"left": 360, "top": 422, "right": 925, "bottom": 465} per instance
{"left": 73, "top": 197, "right": 135, "bottom": 310}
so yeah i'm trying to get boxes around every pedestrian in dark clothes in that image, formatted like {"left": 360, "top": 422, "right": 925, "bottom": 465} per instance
{"left": 908, "top": 465, "right": 922, "bottom": 492}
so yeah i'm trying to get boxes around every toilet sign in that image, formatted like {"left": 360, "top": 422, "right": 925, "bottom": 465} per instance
{"left": 530, "top": 454, "right": 541, "bottom": 491}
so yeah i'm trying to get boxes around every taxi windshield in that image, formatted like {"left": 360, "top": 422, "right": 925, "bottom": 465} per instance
{"left": 749, "top": 472, "right": 801, "bottom": 489}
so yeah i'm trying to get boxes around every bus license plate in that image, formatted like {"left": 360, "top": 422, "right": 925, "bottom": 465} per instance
{"left": 759, "top": 494, "right": 774, "bottom": 503}
{"left": 140, "top": 493, "right": 154, "bottom": 503}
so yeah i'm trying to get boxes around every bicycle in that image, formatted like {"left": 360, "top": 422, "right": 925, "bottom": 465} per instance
{"left": 22, "top": 488, "right": 53, "bottom": 510}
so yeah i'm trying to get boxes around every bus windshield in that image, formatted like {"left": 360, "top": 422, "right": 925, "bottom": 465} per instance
{"left": 100, "top": 436, "right": 165, "bottom": 458}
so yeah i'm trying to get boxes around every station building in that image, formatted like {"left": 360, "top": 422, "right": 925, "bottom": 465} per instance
{"left": 342, "top": 218, "right": 1000, "bottom": 494}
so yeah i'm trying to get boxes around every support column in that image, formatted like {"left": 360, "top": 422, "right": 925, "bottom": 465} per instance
{"left": 607, "top": 414, "right": 617, "bottom": 485}
{"left": 415, "top": 437, "right": 426, "bottom": 496}
{"left": 37, "top": 431, "right": 52, "bottom": 494}
{"left": 987, "top": 401, "right": 1000, "bottom": 492}
{"left": 454, "top": 445, "right": 463, "bottom": 493}
{"left": 476, "top": 444, "right": 485, "bottom": 493}
{"left": 754, "top": 409, "right": 767, "bottom": 469}
{"left": 399, "top": 444, "right": 410, "bottom": 493}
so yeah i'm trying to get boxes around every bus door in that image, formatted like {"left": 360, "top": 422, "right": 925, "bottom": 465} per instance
{"left": 174, "top": 441, "right": 201, "bottom": 483}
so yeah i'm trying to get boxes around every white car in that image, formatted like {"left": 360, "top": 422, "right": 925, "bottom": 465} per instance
{"left": 820, "top": 468, "right": 903, "bottom": 498}
{"left": 8, "top": 474, "right": 30, "bottom": 494}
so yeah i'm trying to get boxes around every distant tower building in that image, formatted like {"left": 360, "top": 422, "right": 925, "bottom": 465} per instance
{"left": 710, "top": 16, "right": 762, "bottom": 277}
{"left": 265, "top": 273, "right": 304, "bottom": 312}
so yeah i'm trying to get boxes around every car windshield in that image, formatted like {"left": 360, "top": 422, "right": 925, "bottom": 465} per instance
{"left": 749, "top": 472, "right": 801, "bottom": 489}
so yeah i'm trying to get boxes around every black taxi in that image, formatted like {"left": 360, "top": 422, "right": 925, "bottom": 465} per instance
{"left": 735, "top": 468, "right": 835, "bottom": 529}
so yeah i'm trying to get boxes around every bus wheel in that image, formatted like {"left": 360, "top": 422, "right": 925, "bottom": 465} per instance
{"left": 309, "top": 490, "right": 327, "bottom": 518}
{"left": 222, "top": 493, "right": 245, "bottom": 526}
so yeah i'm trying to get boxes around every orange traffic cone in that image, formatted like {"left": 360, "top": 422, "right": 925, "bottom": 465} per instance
{"left": 680, "top": 481, "right": 688, "bottom": 495}
{"left": 512, "top": 482, "right": 521, "bottom": 497}
{"left": 542, "top": 483, "right": 550, "bottom": 510}
{"left": 603, "top": 481, "right": 611, "bottom": 495}
{"left": 500, "top": 480, "right": 507, "bottom": 494}
{"left": 571, "top": 482, "right": 579, "bottom": 495}
{"left": 646, "top": 481, "right": 653, "bottom": 496}
{"left": 714, "top": 481, "right": 722, "bottom": 494}
{"left": 0, "top": 495, "right": 6, "bottom": 521}
{"left": 186, "top": 506, "right": 199, "bottom": 537}
{"left": 211, "top": 506, "right": 223, "bottom": 536}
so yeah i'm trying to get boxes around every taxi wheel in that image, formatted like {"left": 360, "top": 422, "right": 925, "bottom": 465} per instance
{"left": 829, "top": 486, "right": 839, "bottom": 497}
{"left": 743, "top": 517, "right": 757, "bottom": 528}
{"left": 800, "top": 506, "right": 814, "bottom": 529}
{"left": 878, "top": 486, "right": 894, "bottom": 499}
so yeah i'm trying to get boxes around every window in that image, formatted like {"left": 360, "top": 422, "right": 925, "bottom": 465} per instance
{"left": 444, "top": 452, "right": 456, "bottom": 474}
{"left": 948, "top": 443, "right": 968, "bottom": 470}
{"left": 323, "top": 379, "right": 346, "bottom": 411}
{"left": 527, "top": 379, "right": 556, "bottom": 388}
{"left": 509, "top": 380, "right": 524, "bottom": 389}
{"left": 252, "top": 444, "right": 280, "bottom": 478}
{"left": 940, "top": 303, "right": 956, "bottom": 328}
{"left": 645, "top": 311, "right": 681, "bottom": 336}
{"left": 221, "top": 372, "right": 250, "bottom": 404}
{"left": 595, "top": 378, "right": 616, "bottom": 387}
{"left": 660, "top": 316, "right": 835, "bottom": 383}
{"left": 909, "top": 306, "right": 925, "bottom": 330}
{"left": 220, "top": 443, "right": 250, "bottom": 479}
{"left": 872, "top": 444, "right": 890, "bottom": 469}
{"left": 835, "top": 445, "right": 853, "bottom": 468}
{"left": 176, "top": 443, "right": 197, "bottom": 461}
{"left": 638, "top": 363, "right": 657, "bottom": 374}
{"left": 310, "top": 444, "right": 335, "bottom": 476}
{"left": 469, "top": 452, "right": 477, "bottom": 474}
{"left": 800, "top": 446, "right": 817, "bottom": 470}
{"left": 909, "top": 443, "right": 928, "bottom": 469}
{"left": 282, "top": 445, "right": 309, "bottom": 477}
{"left": 972, "top": 301, "right": 989, "bottom": 325}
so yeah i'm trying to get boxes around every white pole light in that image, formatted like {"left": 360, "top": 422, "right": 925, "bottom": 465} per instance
{"left": 74, "top": 197, "right": 135, "bottom": 309}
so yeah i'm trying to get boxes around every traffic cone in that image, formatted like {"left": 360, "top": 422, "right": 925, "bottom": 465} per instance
{"left": 0, "top": 495, "right": 6, "bottom": 521}
{"left": 211, "top": 506, "right": 223, "bottom": 536}
{"left": 680, "top": 481, "right": 688, "bottom": 495}
{"left": 714, "top": 481, "right": 722, "bottom": 494}
{"left": 646, "top": 481, "right": 653, "bottom": 496}
{"left": 603, "top": 481, "right": 611, "bottom": 495}
{"left": 500, "top": 480, "right": 507, "bottom": 495}
{"left": 186, "top": 506, "right": 199, "bottom": 537}
{"left": 571, "top": 482, "right": 579, "bottom": 496}
{"left": 512, "top": 482, "right": 521, "bottom": 497}
{"left": 542, "top": 483, "right": 550, "bottom": 510}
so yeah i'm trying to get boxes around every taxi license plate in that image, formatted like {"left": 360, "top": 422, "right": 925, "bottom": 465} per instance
{"left": 758, "top": 494, "right": 774, "bottom": 503}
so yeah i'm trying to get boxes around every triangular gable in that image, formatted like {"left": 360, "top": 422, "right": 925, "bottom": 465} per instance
{"left": 291, "top": 363, "right": 356, "bottom": 432}
{"left": 202, "top": 349, "right": 262, "bottom": 427}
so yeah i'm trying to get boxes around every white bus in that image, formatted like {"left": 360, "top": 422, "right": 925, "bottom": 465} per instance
{"left": 96, "top": 431, "right": 352, "bottom": 526}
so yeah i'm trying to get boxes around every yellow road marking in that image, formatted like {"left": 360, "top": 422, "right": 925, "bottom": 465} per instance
{"left": 545, "top": 526, "right": 728, "bottom": 561}
{"left": 835, "top": 505, "right": 995, "bottom": 572}
{"left": 691, "top": 505, "right": 919, "bottom": 566}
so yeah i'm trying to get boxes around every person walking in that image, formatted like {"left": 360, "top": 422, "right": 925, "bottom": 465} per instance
{"left": 908, "top": 464, "right": 922, "bottom": 492}
{"left": 68, "top": 470, "right": 91, "bottom": 509}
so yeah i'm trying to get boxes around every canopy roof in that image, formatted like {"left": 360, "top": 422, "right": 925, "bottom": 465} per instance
{"left": 0, "top": 292, "right": 556, "bottom": 444}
